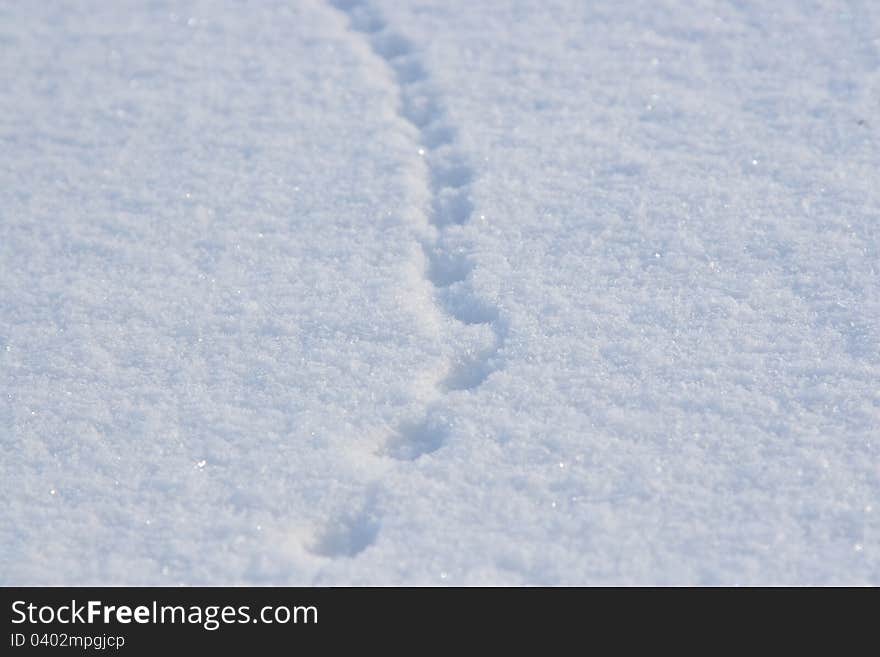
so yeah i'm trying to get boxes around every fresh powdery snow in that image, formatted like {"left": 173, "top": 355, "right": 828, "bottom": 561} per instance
{"left": 1, "top": 0, "right": 879, "bottom": 585}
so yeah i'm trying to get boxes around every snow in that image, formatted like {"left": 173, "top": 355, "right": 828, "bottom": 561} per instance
{"left": 1, "top": 0, "right": 878, "bottom": 585}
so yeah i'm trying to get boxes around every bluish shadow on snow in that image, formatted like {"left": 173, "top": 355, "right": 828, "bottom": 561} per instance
{"left": 308, "top": 501, "right": 381, "bottom": 559}
{"left": 380, "top": 415, "right": 450, "bottom": 460}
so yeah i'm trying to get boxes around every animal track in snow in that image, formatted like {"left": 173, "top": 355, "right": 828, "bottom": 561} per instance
{"left": 380, "top": 413, "right": 450, "bottom": 461}
{"left": 308, "top": 494, "right": 381, "bottom": 558}
{"left": 329, "top": 1, "right": 504, "bottom": 462}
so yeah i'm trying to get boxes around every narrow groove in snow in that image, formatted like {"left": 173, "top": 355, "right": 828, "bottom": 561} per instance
{"left": 328, "top": 0, "right": 505, "bottom": 462}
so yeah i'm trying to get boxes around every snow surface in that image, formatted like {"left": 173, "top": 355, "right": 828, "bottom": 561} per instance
{"left": 1, "top": 0, "right": 879, "bottom": 585}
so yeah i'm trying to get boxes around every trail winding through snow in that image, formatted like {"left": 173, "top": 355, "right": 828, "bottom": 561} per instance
{"left": 305, "top": 0, "right": 507, "bottom": 559}
{"left": 330, "top": 0, "right": 504, "bottom": 461}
